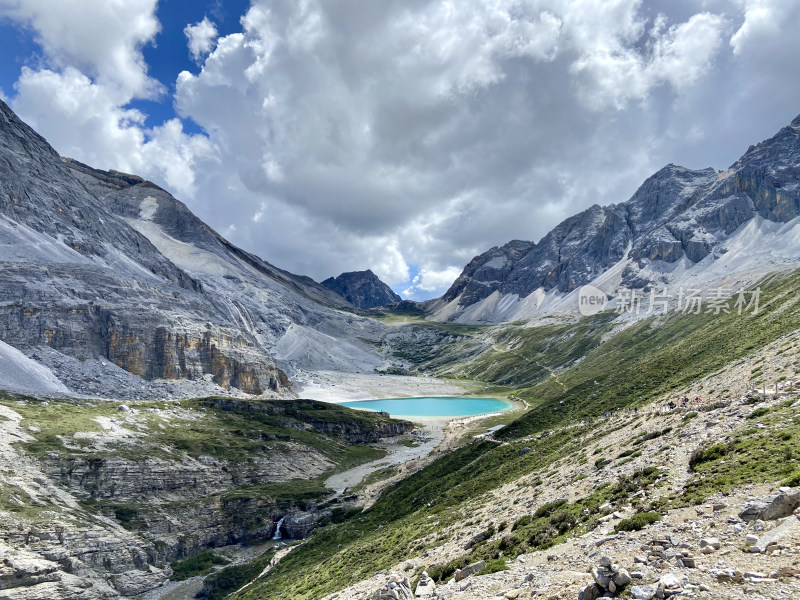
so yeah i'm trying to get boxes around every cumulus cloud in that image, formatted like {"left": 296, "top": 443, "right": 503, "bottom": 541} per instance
{"left": 185, "top": 16, "right": 218, "bottom": 62}
{"left": 403, "top": 267, "right": 464, "bottom": 299}
{"left": 168, "top": 0, "right": 740, "bottom": 296}
{"left": 4, "top": 0, "right": 800, "bottom": 300}
{"left": 12, "top": 66, "right": 213, "bottom": 196}
{"left": 2, "top": 0, "right": 214, "bottom": 197}
{"left": 730, "top": 0, "right": 784, "bottom": 55}
{"left": 567, "top": 6, "right": 726, "bottom": 110}
{"left": 0, "top": 0, "right": 162, "bottom": 98}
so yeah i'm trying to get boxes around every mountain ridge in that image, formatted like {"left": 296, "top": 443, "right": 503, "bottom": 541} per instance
{"left": 0, "top": 100, "right": 386, "bottom": 399}
{"left": 321, "top": 269, "right": 402, "bottom": 309}
{"left": 430, "top": 114, "right": 800, "bottom": 323}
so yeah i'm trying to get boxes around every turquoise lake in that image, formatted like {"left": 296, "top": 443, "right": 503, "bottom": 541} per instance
{"left": 338, "top": 397, "right": 512, "bottom": 418}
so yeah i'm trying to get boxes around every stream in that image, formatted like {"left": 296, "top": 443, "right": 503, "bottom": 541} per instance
{"left": 324, "top": 423, "right": 444, "bottom": 494}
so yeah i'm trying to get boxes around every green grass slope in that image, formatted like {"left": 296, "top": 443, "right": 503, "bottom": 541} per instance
{"left": 237, "top": 270, "right": 800, "bottom": 600}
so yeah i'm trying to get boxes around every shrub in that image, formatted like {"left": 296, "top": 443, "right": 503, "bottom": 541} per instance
{"left": 171, "top": 550, "right": 229, "bottom": 581}
{"left": 747, "top": 407, "right": 771, "bottom": 420}
{"left": 533, "top": 499, "right": 567, "bottom": 519}
{"left": 110, "top": 505, "right": 143, "bottom": 530}
{"left": 426, "top": 556, "right": 470, "bottom": 583}
{"left": 689, "top": 443, "right": 730, "bottom": 470}
{"left": 201, "top": 551, "right": 273, "bottom": 599}
{"left": 478, "top": 558, "right": 508, "bottom": 575}
{"left": 614, "top": 512, "right": 661, "bottom": 532}
{"left": 781, "top": 471, "right": 800, "bottom": 487}
{"left": 512, "top": 515, "right": 532, "bottom": 531}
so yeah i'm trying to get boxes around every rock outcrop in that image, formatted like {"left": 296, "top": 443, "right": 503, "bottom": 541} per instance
{"left": 202, "top": 397, "right": 414, "bottom": 443}
{"left": 739, "top": 487, "right": 800, "bottom": 522}
{"left": 0, "top": 396, "right": 407, "bottom": 599}
{"left": 322, "top": 270, "right": 402, "bottom": 309}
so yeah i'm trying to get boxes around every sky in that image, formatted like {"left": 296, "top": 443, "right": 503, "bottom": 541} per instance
{"left": 1, "top": 0, "right": 800, "bottom": 300}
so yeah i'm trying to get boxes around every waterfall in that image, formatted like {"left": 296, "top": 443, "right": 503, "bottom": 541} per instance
{"left": 272, "top": 517, "right": 285, "bottom": 540}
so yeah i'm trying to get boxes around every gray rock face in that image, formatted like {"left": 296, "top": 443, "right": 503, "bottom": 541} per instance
{"left": 442, "top": 240, "right": 535, "bottom": 306}
{"left": 440, "top": 114, "right": 800, "bottom": 311}
{"left": 739, "top": 487, "right": 800, "bottom": 522}
{"left": 0, "top": 100, "right": 385, "bottom": 398}
{"left": 321, "top": 269, "right": 402, "bottom": 309}
{"left": 454, "top": 560, "right": 485, "bottom": 581}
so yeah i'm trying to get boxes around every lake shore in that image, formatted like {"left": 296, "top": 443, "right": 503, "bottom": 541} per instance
{"left": 291, "top": 370, "right": 478, "bottom": 402}
{"left": 299, "top": 369, "right": 524, "bottom": 499}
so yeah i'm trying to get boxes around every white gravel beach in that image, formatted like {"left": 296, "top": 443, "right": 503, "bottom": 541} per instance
{"left": 291, "top": 370, "right": 478, "bottom": 403}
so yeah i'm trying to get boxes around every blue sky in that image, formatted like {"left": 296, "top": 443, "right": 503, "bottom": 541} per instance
{"left": 130, "top": 0, "right": 250, "bottom": 132}
{"left": 2, "top": 1, "right": 800, "bottom": 301}
{"left": 0, "top": 0, "right": 247, "bottom": 132}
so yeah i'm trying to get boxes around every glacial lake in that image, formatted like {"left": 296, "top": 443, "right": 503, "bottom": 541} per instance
{"left": 338, "top": 396, "right": 512, "bottom": 418}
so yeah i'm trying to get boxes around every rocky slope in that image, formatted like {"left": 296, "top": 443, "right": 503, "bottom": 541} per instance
{"left": 228, "top": 265, "right": 800, "bottom": 600}
{"left": 0, "top": 100, "right": 386, "bottom": 399}
{"left": 431, "top": 114, "right": 800, "bottom": 323}
{"left": 302, "top": 330, "right": 800, "bottom": 600}
{"left": 321, "top": 270, "right": 402, "bottom": 310}
{"left": 0, "top": 394, "right": 412, "bottom": 599}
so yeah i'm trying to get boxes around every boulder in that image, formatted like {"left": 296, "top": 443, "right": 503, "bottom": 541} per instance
{"left": 749, "top": 515, "right": 800, "bottom": 553}
{"left": 454, "top": 560, "right": 485, "bottom": 582}
{"left": 577, "top": 583, "right": 603, "bottom": 600}
{"left": 699, "top": 537, "right": 720, "bottom": 550}
{"left": 739, "top": 488, "right": 800, "bottom": 522}
{"left": 613, "top": 568, "right": 632, "bottom": 587}
{"left": 630, "top": 584, "right": 657, "bottom": 600}
{"left": 657, "top": 573, "right": 684, "bottom": 597}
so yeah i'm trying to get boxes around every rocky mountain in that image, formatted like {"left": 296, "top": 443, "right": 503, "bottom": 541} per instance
{"left": 431, "top": 113, "right": 800, "bottom": 323}
{"left": 0, "top": 100, "right": 385, "bottom": 398}
{"left": 321, "top": 269, "right": 402, "bottom": 309}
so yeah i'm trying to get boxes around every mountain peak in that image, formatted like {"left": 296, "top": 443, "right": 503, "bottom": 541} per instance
{"left": 322, "top": 270, "right": 401, "bottom": 309}
{"left": 0, "top": 100, "right": 379, "bottom": 399}
{"left": 433, "top": 111, "right": 800, "bottom": 323}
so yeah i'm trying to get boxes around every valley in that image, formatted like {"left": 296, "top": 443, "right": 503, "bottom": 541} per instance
{"left": 2, "top": 101, "right": 800, "bottom": 600}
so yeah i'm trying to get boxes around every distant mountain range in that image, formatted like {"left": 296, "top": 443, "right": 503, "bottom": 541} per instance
{"left": 2, "top": 99, "right": 800, "bottom": 396}
{"left": 429, "top": 114, "right": 800, "bottom": 322}
{"left": 322, "top": 270, "right": 401, "bottom": 309}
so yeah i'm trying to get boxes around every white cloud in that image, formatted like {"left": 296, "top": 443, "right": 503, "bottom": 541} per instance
{"left": 0, "top": 0, "right": 162, "bottom": 99}
{"left": 371, "top": 242, "right": 410, "bottom": 286}
{"left": 402, "top": 266, "right": 464, "bottom": 299}
{"left": 4, "top": 0, "right": 800, "bottom": 301}
{"left": 730, "top": 0, "right": 782, "bottom": 55}
{"left": 650, "top": 13, "right": 726, "bottom": 91}
{"left": 12, "top": 67, "right": 213, "bottom": 196}
{"left": 185, "top": 17, "right": 219, "bottom": 62}
{"left": 566, "top": 3, "right": 726, "bottom": 110}
{"left": 2, "top": 0, "right": 214, "bottom": 198}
